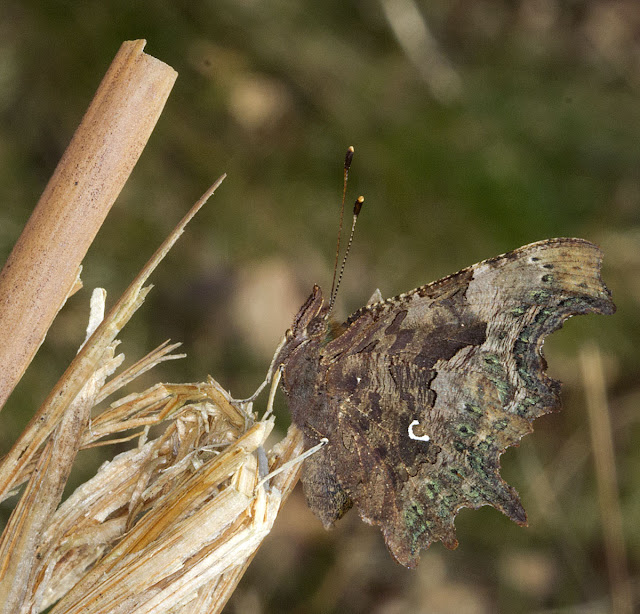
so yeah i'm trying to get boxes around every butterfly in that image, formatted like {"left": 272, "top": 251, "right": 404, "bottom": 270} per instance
{"left": 272, "top": 237, "right": 614, "bottom": 567}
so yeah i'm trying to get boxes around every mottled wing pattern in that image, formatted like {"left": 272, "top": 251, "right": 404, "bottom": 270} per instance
{"left": 300, "top": 238, "right": 614, "bottom": 567}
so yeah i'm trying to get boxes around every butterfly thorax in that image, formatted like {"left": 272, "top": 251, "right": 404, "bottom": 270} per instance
{"left": 274, "top": 286, "right": 332, "bottom": 434}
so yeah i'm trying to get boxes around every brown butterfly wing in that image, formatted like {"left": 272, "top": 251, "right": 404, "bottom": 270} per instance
{"left": 300, "top": 238, "right": 614, "bottom": 567}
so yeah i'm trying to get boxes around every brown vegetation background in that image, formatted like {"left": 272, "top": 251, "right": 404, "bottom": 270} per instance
{"left": 0, "top": 1, "right": 638, "bottom": 612}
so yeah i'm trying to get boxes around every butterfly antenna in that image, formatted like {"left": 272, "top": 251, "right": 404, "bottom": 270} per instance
{"left": 330, "top": 146, "right": 355, "bottom": 301}
{"left": 328, "top": 196, "right": 364, "bottom": 314}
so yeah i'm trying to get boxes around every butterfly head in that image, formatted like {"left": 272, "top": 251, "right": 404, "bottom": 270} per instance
{"left": 271, "top": 285, "right": 329, "bottom": 369}
{"left": 290, "top": 285, "right": 328, "bottom": 337}
{"left": 269, "top": 285, "right": 333, "bottom": 405}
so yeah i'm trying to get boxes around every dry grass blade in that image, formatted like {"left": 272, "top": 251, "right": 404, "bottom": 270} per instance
{"left": 0, "top": 345, "right": 191, "bottom": 499}
{"left": 29, "top": 382, "right": 303, "bottom": 614}
{"left": 0, "top": 175, "right": 226, "bottom": 503}
{"left": 0, "top": 289, "right": 122, "bottom": 612}
{"left": 580, "top": 343, "right": 633, "bottom": 614}
{"left": 0, "top": 35, "right": 310, "bottom": 614}
{"left": 0, "top": 176, "right": 226, "bottom": 613}
{"left": 95, "top": 340, "right": 186, "bottom": 404}
{"left": 0, "top": 172, "right": 307, "bottom": 613}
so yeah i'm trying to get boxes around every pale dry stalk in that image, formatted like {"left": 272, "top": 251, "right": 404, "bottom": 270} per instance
{"left": 2, "top": 314, "right": 303, "bottom": 613}
{"left": 0, "top": 172, "right": 226, "bottom": 611}
{"left": 0, "top": 39, "right": 178, "bottom": 612}
{"left": 0, "top": 39, "right": 303, "bottom": 613}
{"left": 580, "top": 343, "right": 633, "bottom": 614}
{"left": 0, "top": 39, "right": 177, "bottom": 413}
{"left": 44, "top": 417, "right": 303, "bottom": 614}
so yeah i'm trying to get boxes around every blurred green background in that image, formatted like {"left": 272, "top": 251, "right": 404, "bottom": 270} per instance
{"left": 0, "top": 1, "right": 638, "bottom": 612}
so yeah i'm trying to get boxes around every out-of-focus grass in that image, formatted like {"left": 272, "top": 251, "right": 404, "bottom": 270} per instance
{"left": 0, "top": 1, "right": 638, "bottom": 612}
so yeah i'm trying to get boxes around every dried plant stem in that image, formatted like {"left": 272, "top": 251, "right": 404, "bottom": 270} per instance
{"left": 0, "top": 355, "right": 96, "bottom": 612}
{"left": 0, "top": 175, "right": 225, "bottom": 502}
{"left": 42, "top": 419, "right": 303, "bottom": 614}
{"left": 0, "top": 39, "right": 177, "bottom": 412}
{"left": 580, "top": 343, "right": 632, "bottom": 614}
{"left": 0, "top": 175, "right": 225, "bottom": 612}
{"left": 0, "top": 39, "right": 305, "bottom": 612}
